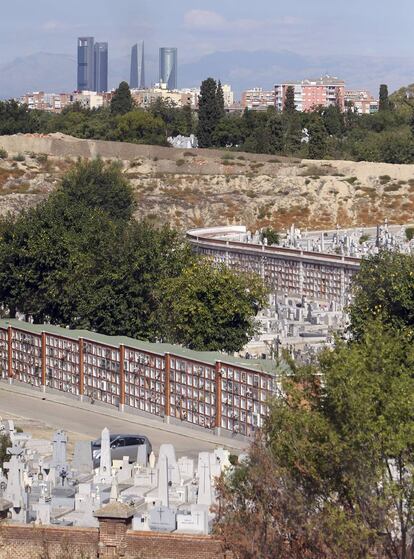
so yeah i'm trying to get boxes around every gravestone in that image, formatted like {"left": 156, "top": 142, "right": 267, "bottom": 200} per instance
{"left": 72, "top": 441, "right": 93, "bottom": 474}
{"left": 197, "top": 452, "right": 213, "bottom": 506}
{"left": 177, "top": 505, "right": 209, "bottom": 535}
{"left": 157, "top": 444, "right": 180, "bottom": 484}
{"left": 137, "top": 443, "right": 148, "bottom": 467}
{"left": 158, "top": 455, "right": 169, "bottom": 507}
{"left": 51, "top": 430, "right": 68, "bottom": 471}
{"left": 148, "top": 505, "right": 176, "bottom": 532}
{"left": 94, "top": 428, "right": 112, "bottom": 484}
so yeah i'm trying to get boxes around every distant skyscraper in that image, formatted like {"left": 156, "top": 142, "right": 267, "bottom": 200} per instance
{"left": 77, "top": 37, "right": 95, "bottom": 91}
{"left": 94, "top": 42, "right": 108, "bottom": 93}
{"left": 159, "top": 47, "right": 177, "bottom": 90}
{"left": 130, "top": 42, "right": 145, "bottom": 89}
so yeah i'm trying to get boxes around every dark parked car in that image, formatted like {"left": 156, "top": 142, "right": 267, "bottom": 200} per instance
{"left": 92, "top": 434, "right": 152, "bottom": 467}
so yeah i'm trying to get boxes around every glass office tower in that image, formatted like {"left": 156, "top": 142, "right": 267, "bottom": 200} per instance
{"left": 77, "top": 37, "right": 95, "bottom": 91}
{"left": 159, "top": 47, "right": 177, "bottom": 90}
{"left": 94, "top": 42, "right": 108, "bottom": 93}
{"left": 130, "top": 42, "right": 145, "bottom": 89}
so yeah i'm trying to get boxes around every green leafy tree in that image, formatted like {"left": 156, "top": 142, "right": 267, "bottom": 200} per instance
{"left": 284, "top": 86, "right": 296, "bottom": 113}
{"left": 379, "top": 84, "right": 390, "bottom": 112}
{"left": 115, "top": 110, "right": 167, "bottom": 145}
{"left": 308, "top": 116, "right": 328, "bottom": 159}
{"left": 261, "top": 227, "right": 280, "bottom": 245}
{"left": 349, "top": 251, "right": 414, "bottom": 339}
{"left": 158, "top": 259, "right": 268, "bottom": 352}
{"left": 197, "top": 78, "right": 220, "bottom": 148}
{"left": 218, "top": 322, "right": 414, "bottom": 559}
{"left": 110, "top": 81, "right": 134, "bottom": 115}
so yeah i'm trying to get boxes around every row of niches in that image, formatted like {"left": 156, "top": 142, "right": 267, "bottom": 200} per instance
{"left": 170, "top": 373, "right": 215, "bottom": 391}
{"left": 126, "top": 384, "right": 163, "bottom": 397}
{"left": 170, "top": 385, "right": 216, "bottom": 404}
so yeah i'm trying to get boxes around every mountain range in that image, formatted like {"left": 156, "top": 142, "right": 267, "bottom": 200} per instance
{"left": 0, "top": 50, "right": 413, "bottom": 100}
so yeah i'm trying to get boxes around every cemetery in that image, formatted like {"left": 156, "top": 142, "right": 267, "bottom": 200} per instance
{"left": 0, "top": 419, "right": 233, "bottom": 536}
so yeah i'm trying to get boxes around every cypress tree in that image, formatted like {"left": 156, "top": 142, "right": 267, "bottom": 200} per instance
{"left": 267, "top": 113, "right": 284, "bottom": 153}
{"left": 308, "top": 116, "right": 328, "bottom": 159}
{"left": 197, "top": 78, "right": 219, "bottom": 148}
{"left": 284, "top": 86, "right": 296, "bottom": 113}
{"left": 111, "top": 82, "right": 134, "bottom": 115}
{"left": 283, "top": 112, "right": 302, "bottom": 155}
{"left": 216, "top": 81, "right": 226, "bottom": 119}
{"left": 379, "top": 84, "right": 390, "bottom": 112}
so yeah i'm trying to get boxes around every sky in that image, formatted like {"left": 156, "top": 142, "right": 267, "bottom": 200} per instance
{"left": 1, "top": 0, "right": 414, "bottom": 67}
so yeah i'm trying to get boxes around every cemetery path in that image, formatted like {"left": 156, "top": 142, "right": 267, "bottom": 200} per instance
{"left": 0, "top": 383, "right": 247, "bottom": 458}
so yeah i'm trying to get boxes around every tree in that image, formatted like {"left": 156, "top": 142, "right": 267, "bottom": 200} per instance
{"left": 308, "top": 116, "right": 328, "bottom": 159}
{"left": 284, "top": 86, "right": 296, "bottom": 113}
{"left": 283, "top": 111, "right": 302, "bottom": 155}
{"left": 267, "top": 113, "right": 284, "bottom": 153}
{"left": 349, "top": 251, "right": 414, "bottom": 339}
{"left": 197, "top": 78, "right": 220, "bottom": 148}
{"left": 261, "top": 227, "right": 280, "bottom": 245}
{"left": 214, "top": 437, "right": 332, "bottom": 559}
{"left": 216, "top": 81, "right": 226, "bottom": 119}
{"left": 217, "top": 322, "right": 414, "bottom": 559}
{"left": 158, "top": 259, "right": 268, "bottom": 352}
{"left": 379, "top": 84, "right": 390, "bottom": 112}
{"left": 115, "top": 110, "right": 167, "bottom": 145}
{"left": 110, "top": 81, "right": 134, "bottom": 115}
{"left": 58, "top": 158, "right": 136, "bottom": 221}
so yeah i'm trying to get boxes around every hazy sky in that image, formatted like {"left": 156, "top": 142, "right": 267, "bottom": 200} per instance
{"left": 1, "top": 0, "right": 413, "bottom": 66}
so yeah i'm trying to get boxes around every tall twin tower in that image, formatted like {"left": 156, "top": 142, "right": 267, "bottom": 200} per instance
{"left": 77, "top": 38, "right": 178, "bottom": 93}
{"left": 130, "top": 44, "right": 178, "bottom": 90}
{"left": 130, "top": 42, "right": 145, "bottom": 89}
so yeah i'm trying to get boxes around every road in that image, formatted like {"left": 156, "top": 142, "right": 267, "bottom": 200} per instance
{"left": 0, "top": 384, "right": 247, "bottom": 459}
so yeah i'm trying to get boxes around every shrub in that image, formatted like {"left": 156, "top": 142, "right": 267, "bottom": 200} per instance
{"left": 176, "top": 159, "right": 185, "bottom": 167}
{"left": 344, "top": 176, "right": 358, "bottom": 185}
{"left": 184, "top": 152, "right": 195, "bottom": 157}
{"left": 0, "top": 148, "right": 8, "bottom": 159}
{"left": 13, "top": 153, "right": 25, "bottom": 162}
{"left": 406, "top": 227, "right": 414, "bottom": 241}
{"left": 379, "top": 175, "right": 391, "bottom": 184}
{"left": 35, "top": 153, "right": 48, "bottom": 165}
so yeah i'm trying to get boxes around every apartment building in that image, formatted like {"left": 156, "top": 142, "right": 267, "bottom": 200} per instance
{"left": 241, "top": 88, "right": 276, "bottom": 111}
{"left": 132, "top": 85, "right": 199, "bottom": 109}
{"left": 275, "top": 76, "right": 345, "bottom": 112}
{"left": 21, "top": 92, "right": 75, "bottom": 113}
{"left": 0, "top": 320, "right": 280, "bottom": 438}
{"left": 344, "top": 90, "right": 379, "bottom": 114}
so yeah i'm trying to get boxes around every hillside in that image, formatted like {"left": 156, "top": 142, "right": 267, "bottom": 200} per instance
{"left": 0, "top": 134, "right": 413, "bottom": 232}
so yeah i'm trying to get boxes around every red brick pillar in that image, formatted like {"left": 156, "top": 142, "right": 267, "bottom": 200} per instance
{"left": 119, "top": 345, "right": 125, "bottom": 410}
{"left": 41, "top": 332, "right": 46, "bottom": 390}
{"left": 7, "top": 326, "right": 13, "bottom": 381}
{"left": 79, "top": 338, "right": 84, "bottom": 399}
{"left": 165, "top": 353, "right": 171, "bottom": 421}
{"left": 215, "top": 361, "right": 222, "bottom": 430}
{"left": 94, "top": 503, "right": 134, "bottom": 559}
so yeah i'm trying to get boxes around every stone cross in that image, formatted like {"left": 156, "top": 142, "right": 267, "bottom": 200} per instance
{"left": 197, "top": 452, "right": 213, "bottom": 507}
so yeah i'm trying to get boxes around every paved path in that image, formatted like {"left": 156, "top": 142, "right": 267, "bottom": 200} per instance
{"left": 0, "top": 383, "right": 248, "bottom": 458}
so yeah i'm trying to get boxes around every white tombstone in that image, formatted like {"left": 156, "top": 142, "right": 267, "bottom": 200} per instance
{"left": 110, "top": 476, "right": 119, "bottom": 503}
{"left": 158, "top": 455, "right": 169, "bottom": 507}
{"left": 94, "top": 428, "right": 112, "bottom": 484}
{"left": 51, "top": 430, "right": 68, "bottom": 471}
{"left": 137, "top": 443, "right": 148, "bottom": 467}
{"left": 197, "top": 452, "right": 213, "bottom": 507}
{"left": 177, "top": 505, "right": 209, "bottom": 535}
{"left": 157, "top": 444, "right": 180, "bottom": 485}
{"left": 149, "top": 451, "right": 156, "bottom": 469}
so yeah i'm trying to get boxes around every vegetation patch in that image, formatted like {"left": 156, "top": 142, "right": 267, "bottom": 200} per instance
{"left": 379, "top": 175, "right": 392, "bottom": 184}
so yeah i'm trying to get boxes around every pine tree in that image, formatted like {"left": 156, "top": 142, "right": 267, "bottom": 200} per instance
{"left": 216, "top": 81, "right": 226, "bottom": 119}
{"left": 111, "top": 82, "right": 134, "bottom": 115}
{"left": 197, "top": 78, "right": 219, "bottom": 148}
{"left": 284, "top": 86, "right": 296, "bottom": 113}
{"left": 308, "top": 116, "right": 328, "bottom": 159}
{"left": 379, "top": 84, "right": 390, "bottom": 112}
